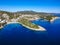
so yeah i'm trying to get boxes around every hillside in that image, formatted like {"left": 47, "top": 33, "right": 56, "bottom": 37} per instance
{"left": 0, "top": 10, "right": 59, "bottom": 29}
{"left": 0, "top": 10, "right": 58, "bottom": 21}
{"left": 0, "top": 10, "right": 54, "bottom": 16}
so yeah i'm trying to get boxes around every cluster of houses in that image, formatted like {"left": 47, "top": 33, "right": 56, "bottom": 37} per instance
{"left": 0, "top": 13, "right": 40, "bottom": 28}
{"left": 0, "top": 12, "right": 59, "bottom": 29}
{"left": 0, "top": 13, "right": 9, "bottom": 28}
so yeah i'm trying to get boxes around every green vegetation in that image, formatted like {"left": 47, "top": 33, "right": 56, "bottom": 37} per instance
{"left": 39, "top": 15, "right": 56, "bottom": 22}
{"left": 0, "top": 10, "right": 57, "bottom": 22}
{"left": 44, "top": 15, "right": 56, "bottom": 22}
{"left": 45, "top": 16, "right": 52, "bottom": 21}
{"left": 0, "top": 11, "right": 14, "bottom": 19}
{"left": 18, "top": 18, "right": 39, "bottom": 29}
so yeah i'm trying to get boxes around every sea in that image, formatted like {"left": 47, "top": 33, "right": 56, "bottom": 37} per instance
{"left": 0, "top": 15, "right": 60, "bottom": 45}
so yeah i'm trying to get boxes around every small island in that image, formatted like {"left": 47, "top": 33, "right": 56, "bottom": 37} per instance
{"left": 0, "top": 10, "right": 59, "bottom": 31}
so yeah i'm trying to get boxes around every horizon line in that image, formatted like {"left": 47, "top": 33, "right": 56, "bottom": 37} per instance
{"left": 0, "top": 10, "right": 60, "bottom": 14}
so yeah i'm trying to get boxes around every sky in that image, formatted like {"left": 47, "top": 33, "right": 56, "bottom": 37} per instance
{"left": 0, "top": 0, "right": 60, "bottom": 13}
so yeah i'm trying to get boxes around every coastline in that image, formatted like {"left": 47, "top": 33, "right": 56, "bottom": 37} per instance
{"left": 0, "top": 26, "right": 3, "bottom": 29}
{"left": 50, "top": 17, "right": 59, "bottom": 23}
{"left": 0, "top": 21, "right": 46, "bottom": 31}
{"left": 19, "top": 22, "right": 46, "bottom": 31}
{"left": 7, "top": 22, "right": 46, "bottom": 31}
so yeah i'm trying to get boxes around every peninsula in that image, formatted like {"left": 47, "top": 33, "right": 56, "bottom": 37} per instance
{"left": 0, "top": 10, "right": 59, "bottom": 31}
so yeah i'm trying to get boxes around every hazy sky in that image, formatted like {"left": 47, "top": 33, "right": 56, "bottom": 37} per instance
{"left": 0, "top": 0, "right": 60, "bottom": 13}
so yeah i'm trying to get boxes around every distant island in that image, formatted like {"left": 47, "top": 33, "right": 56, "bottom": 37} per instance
{"left": 0, "top": 10, "right": 60, "bottom": 31}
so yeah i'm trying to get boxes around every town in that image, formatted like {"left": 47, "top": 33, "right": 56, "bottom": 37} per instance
{"left": 0, "top": 11, "right": 59, "bottom": 31}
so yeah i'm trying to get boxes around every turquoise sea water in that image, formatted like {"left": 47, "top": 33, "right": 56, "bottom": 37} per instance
{"left": 0, "top": 18, "right": 60, "bottom": 45}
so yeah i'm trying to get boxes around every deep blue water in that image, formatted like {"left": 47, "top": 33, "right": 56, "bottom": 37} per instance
{"left": 0, "top": 18, "right": 60, "bottom": 45}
